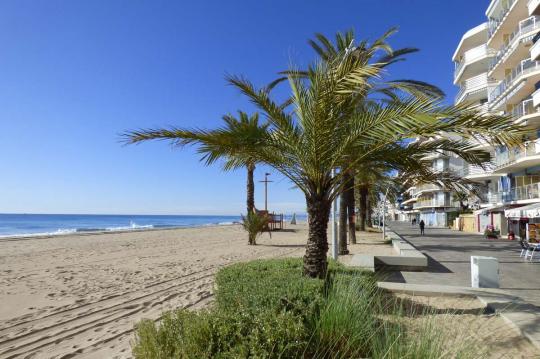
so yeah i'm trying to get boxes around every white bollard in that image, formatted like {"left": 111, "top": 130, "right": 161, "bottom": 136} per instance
{"left": 471, "top": 256, "right": 499, "bottom": 288}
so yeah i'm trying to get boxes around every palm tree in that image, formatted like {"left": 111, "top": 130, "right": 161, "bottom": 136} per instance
{"left": 270, "top": 28, "right": 446, "bottom": 254}
{"left": 227, "top": 42, "right": 522, "bottom": 277}
{"left": 123, "top": 111, "right": 269, "bottom": 215}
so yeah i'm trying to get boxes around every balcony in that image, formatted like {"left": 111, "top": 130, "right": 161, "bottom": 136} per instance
{"left": 488, "top": 0, "right": 530, "bottom": 49}
{"left": 413, "top": 199, "right": 460, "bottom": 209}
{"left": 494, "top": 139, "right": 540, "bottom": 172}
{"left": 421, "top": 150, "right": 451, "bottom": 161}
{"left": 411, "top": 184, "right": 441, "bottom": 197}
{"left": 488, "top": 59, "right": 540, "bottom": 109}
{"left": 531, "top": 33, "right": 540, "bottom": 60}
{"left": 454, "top": 44, "right": 496, "bottom": 83}
{"left": 461, "top": 163, "right": 502, "bottom": 182}
{"left": 489, "top": 16, "right": 540, "bottom": 77}
{"left": 533, "top": 87, "right": 540, "bottom": 107}
{"left": 529, "top": 0, "right": 540, "bottom": 15}
{"left": 511, "top": 182, "right": 540, "bottom": 201}
{"left": 456, "top": 72, "right": 497, "bottom": 104}
{"left": 509, "top": 98, "right": 540, "bottom": 126}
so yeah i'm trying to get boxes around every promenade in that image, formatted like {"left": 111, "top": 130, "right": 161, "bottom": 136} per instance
{"left": 387, "top": 222, "right": 540, "bottom": 307}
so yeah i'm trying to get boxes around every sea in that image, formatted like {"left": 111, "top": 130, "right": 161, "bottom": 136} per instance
{"left": 0, "top": 213, "right": 304, "bottom": 238}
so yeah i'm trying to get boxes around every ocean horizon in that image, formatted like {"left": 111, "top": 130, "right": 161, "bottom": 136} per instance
{"left": 0, "top": 213, "right": 305, "bottom": 238}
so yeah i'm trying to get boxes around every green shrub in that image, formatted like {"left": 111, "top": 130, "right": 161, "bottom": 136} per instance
{"left": 241, "top": 212, "right": 270, "bottom": 245}
{"left": 215, "top": 258, "right": 325, "bottom": 320}
{"left": 133, "top": 258, "right": 481, "bottom": 359}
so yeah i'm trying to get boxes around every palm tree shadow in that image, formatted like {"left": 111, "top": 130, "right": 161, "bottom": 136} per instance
{"left": 258, "top": 243, "right": 305, "bottom": 248}
{"left": 271, "top": 229, "right": 297, "bottom": 233}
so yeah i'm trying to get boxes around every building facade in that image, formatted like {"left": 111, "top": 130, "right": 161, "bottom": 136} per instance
{"left": 398, "top": 148, "right": 464, "bottom": 228}
{"left": 454, "top": 0, "right": 540, "bottom": 239}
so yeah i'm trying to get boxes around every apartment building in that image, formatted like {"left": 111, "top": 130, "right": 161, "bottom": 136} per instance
{"left": 399, "top": 148, "right": 464, "bottom": 227}
{"left": 454, "top": 0, "right": 540, "bottom": 239}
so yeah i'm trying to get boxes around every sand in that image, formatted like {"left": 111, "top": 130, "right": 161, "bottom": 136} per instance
{"left": 0, "top": 225, "right": 537, "bottom": 358}
{"left": 0, "top": 224, "right": 308, "bottom": 358}
{"left": 393, "top": 294, "right": 540, "bottom": 358}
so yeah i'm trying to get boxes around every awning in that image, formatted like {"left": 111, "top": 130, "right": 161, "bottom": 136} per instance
{"left": 474, "top": 205, "right": 506, "bottom": 216}
{"left": 505, "top": 203, "right": 540, "bottom": 218}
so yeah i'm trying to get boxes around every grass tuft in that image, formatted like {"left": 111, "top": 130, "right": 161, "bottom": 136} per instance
{"left": 132, "top": 258, "right": 482, "bottom": 358}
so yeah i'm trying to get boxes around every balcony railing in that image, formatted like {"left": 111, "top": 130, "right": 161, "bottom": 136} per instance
{"left": 508, "top": 98, "right": 538, "bottom": 120}
{"left": 489, "top": 0, "right": 516, "bottom": 38}
{"left": 413, "top": 200, "right": 460, "bottom": 209}
{"left": 495, "top": 139, "right": 540, "bottom": 168}
{"left": 529, "top": 0, "right": 540, "bottom": 16}
{"left": 461, "top": 163, "right": 496, "bottom": 177}
{"left": 456, "top": 72, "right": 496, "bottom": 103}
{"left": 490, "top": 16, "right": 540, "bottom": 71}
{"left": 455, "top": 44, "right": 496, "bottom": 79}
{"left": 411, "top": 184, "right": 441, "bottom": 197}
{"left": 511, "top": 182, "right": 540, "bottom": 201}
{"left": 474, "top": 188, "right": 504, "bottom": 204}
{"left": 488, "top": 59, "right": 540, "bottom": 104}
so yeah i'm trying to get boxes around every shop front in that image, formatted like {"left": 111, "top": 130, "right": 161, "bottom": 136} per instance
{"left": 504, "top": 203, "right": 540, "bottom": 241}
{"left": 474, "top": 206, "right": 508, "bottom": 237}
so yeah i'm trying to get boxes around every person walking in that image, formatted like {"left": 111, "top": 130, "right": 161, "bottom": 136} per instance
{"left": 411, "top": 218, "right": 416, "bottom": 226}
{"left": 419, "top": 220, "right": 425, "bottom": 236}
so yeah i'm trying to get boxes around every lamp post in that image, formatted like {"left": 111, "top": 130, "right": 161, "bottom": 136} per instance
{"left": 331, "top": 169, "right": 338, "bottom": 260}
{"left": 259, "top": 173, "right": 273, "bottom": 211}
{"left": 382, "top": 187, "right": 390, "bottom": 240}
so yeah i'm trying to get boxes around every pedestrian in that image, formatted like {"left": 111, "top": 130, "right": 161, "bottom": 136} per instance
{"left": 419, "top": 219, "right": 425, "bottom": 236}
{"left": 411, "top": 218, "right": 416, "bottom": 226}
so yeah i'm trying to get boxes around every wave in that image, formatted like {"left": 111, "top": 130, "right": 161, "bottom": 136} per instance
{"left": 0, "top": 219, "right": 242, "bottom": 239}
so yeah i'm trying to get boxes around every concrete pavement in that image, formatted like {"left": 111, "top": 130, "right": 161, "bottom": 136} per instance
{"left": 387, "top": 221, "right": 540, "bottom": 307}
{"left": 385, "top": 222, "right": 540, "bottom": 351}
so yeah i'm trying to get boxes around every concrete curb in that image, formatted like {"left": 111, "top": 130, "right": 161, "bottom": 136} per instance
{"left": 348, "top": 230, "right": 428, "bottom": 271}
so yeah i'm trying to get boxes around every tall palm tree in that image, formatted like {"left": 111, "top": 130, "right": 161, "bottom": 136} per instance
{"left": 227, "top": 34, "right": 522, "bottom": 278}
{"left": 270, "top": 28, "right": 446, "bottom": 253}
{"left": 123, "top": 111, "right": 269, "bottom": 215}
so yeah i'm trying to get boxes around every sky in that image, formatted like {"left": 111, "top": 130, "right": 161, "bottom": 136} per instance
{"left": 0, "top": 0, "right": 489, "bottom": 215}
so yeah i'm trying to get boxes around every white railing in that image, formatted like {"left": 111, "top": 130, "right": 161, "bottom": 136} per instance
{"left": 533, "top": 87, "right": 540, "bottom": 107}
{"left": 490, "top": 16, "right": 540, "bottom": 71}
{"left": 456, "top": 72, "right": 495, "bottom": 103}
{"left": 414, "top": 200, "right": 460, "bottom": 209}
{"left": 531, "top": 36, "right": 540, "bottom": 61}
{"left": 488, "top": 59, "right": 540, "bottom": 104}
{"left": 489, "top": 0, "right": 517, "bottom": 38}
{"left": 411, "top": 184, "right": 441, "bottom": 197}
{"left": 528, "top": 0, "right": 540, "bottom": 16}
{"left": 495, "top": 139, "right": 540, "bottom": 168}
{"left": 455, "top": 44, "right": 496, "bottom": 79}
{"left": 468, "top": 163, "right": 496, "bottom": 176}
{"left": 512, "top": 182, "right": 540, "bottom": 201}
{"left": 509, "top": 98, "right": 538, "bottom": 120}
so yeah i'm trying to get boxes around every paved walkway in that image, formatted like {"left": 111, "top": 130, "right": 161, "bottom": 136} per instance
{"left": 387, "top": 221, "right": 540, "bottom": 307}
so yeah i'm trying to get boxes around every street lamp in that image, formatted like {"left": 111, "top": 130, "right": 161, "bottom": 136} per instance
{"left": 382, "top": 187, "right": 390, "bottom": 240}
{"left": 331, "top": 169, "right": 338, "bottom": 260}
{"left": 259, "top": 173, "right": 273, "bottom": 211}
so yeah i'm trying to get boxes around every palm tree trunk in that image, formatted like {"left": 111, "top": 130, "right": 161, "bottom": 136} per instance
{"left": 246, "top": 163, "right": 255, "bottom": 214}
{"left": 359, "top": 185, "right": 368, "bottom": 231}
{"left": 347, "top": 176, "right": 356, "bottom": 244}
{"left": 367, "top": 195, "right": 373, "bottom": 228}
{"left": 338, "top": 196, "right": 348, "bottom": 254}
{"left": 338, "top": 175, "right": 349, "bottom": 255}
{"left": 304, "top": 195, "right": 330, "bottom": 278}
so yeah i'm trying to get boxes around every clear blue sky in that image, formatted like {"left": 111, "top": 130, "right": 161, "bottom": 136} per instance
{"left": 0, "top": 0, "right": 489, "bottom": 215}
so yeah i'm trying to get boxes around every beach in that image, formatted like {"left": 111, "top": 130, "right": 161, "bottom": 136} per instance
{"left": 0, "top": 224, "right": 307, "bottom": 358}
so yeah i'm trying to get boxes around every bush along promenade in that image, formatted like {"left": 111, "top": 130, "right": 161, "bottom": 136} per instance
{"left": 132, "top": 258, "right": 481, "bottom": 358}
